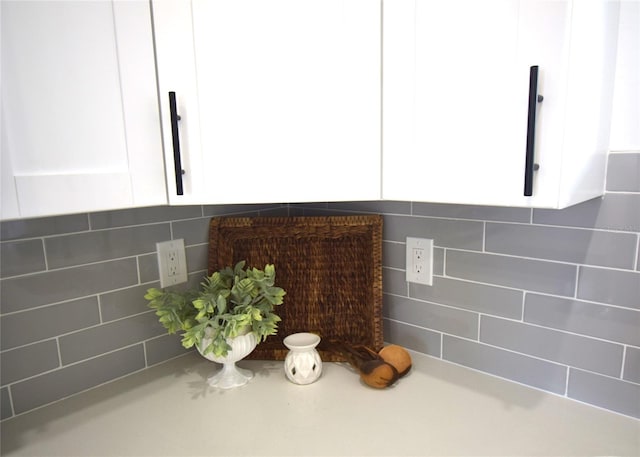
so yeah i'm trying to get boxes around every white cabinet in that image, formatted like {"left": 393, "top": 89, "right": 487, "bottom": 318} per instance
{"left": 152, "top": 0, "right": 381, "bottom": 205}
{"left": 383, "top": 0, "right": 620, "bottom": 208}
{"left": 1, "top": 0, "right": 166, "bottom": 220}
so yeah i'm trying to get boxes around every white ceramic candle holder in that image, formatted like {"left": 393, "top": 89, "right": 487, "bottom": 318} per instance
{"left": 283, "top": 332, "right": 323, "bottom": 385}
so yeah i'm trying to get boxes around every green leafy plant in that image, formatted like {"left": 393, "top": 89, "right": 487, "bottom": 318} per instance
{"left": 145, "top": 261, "right": 286, "bottom": 357}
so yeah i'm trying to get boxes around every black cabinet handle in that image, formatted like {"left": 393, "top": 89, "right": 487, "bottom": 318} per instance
{"left": 524, "top": 66, "right": 543, "bottom": 197}
{"left": 168, "top": 92, "right": 184, "bottom": 196}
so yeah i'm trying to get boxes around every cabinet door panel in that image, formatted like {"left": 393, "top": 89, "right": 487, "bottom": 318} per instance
{"left": 383, "top": 0, "right": 573, "bottom": 207}
{"left": 155, "top": 0, "right": 380, "bottom": 204}
{"left": 1, "top": 1, "right": 165, "bottom": 219}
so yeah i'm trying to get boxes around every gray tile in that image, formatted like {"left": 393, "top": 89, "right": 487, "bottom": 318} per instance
{"left": 290, "top": 203, "right": 329, "bottom": 210}
{"left": 524, "top": 294, "right": 640, "bottom": 347}
{"left": 172, "top": 218, "right": 210, "bottom": 246}
{"left": 442, "top": 335, "right": 567, "bottom": 394}
{"left": 1, "top": 340, "right": 60, "bottom": 385}
{"left": 485, "top": 223, "right": 637, "bottom": 269}
{"left": 145, "top": 334, "right": 191, "bottom": 366}
{"left": 383, "top": 294, "right": 478, "bottom": 339}
{"left": 59, "top": 312, "right": 165, "bottom": 364}
{"left": 258, "top": 206, "right": 290, "bottom": 217}
{"left": 568, "top": 368, "right": 640, "bottom": 419}
{"left": 577, "top": 266, "right": 640, "bottom": 310}
{"left": 412, "top": 202, "right": 531, "bottom": 223}
{"left": 480, "top": 316, "right": 624, "bottom": 377}
{"left": 1, "top": 297, "right": 100, "bottom": 350}
{"left": 384, "top": 215, "right": 484, "bottom": 250}
{"left": 1, "top": 386, "right": 12, "bottom": 420}
{"left": 383, "top": 267, "right": 408, "bottom": 297}
{"left": 327, "top": 201, "right": 412, "bottom": 215}
{"left": 446, "top": 250, "right": 577, "bottom": 296}
{"left": 89, "top": 205, "right": 202, "bottom": 229}
{"left": 190, "top": 249, "right": 211, "bottom": 272}
{"left": 288, "top": 206, "right": 305, "bottom": 216}
{"left": 0, "top": 213, "right": 89, "bottom": 241}
{"left": 0, "top": 258, "right": 138, "bottom": 314}
{"left": 623, "top": 346, "right": 640, "bottom": 384}
{"left": 0, "top": 239, "right": 46, "bottom": 278}
{"left": 606, "top": 153, "right": 640, "bottom": 192}
{"left": 383, "top": 241, "right": 405, "bottom": 269}
{"left": 433, "top": 248, "right": 445, "bottom": 275}
{"left": 410, "top": 277, "right": 523, "bottom": 319}
{"left": 533, "top": 193, "right": 640, "bottom": 232}
{"left": 100, "top": 285, "right": 152, "bottom": 322}
{"left": 138, "top": 253, "right": 159, "bottom": 283}
{"left": 45, "top": 224, "right": 171, "bottom": 269}
{"left": 383, "top": 318, "right": 441, "bottom": 357}
{"left": 10, "top": 345, "right": 145, "bottom": 415}
{"left": 202, "top": 204, "right": 273, "bottom": 217}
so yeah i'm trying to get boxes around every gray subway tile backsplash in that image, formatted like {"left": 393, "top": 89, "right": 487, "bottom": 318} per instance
{"left": 442, "top": 335, "right": 568, "bottom": 395}
{"left": 382, "top": 268, "right": 408, "bottom": 297}
{"left": 1, "top": 340, "right": 60, "bottom": 385}
{"left": 10, "top": 345, "right": 146, "bottom": 415}
{"left": 172, "top": 217, "right": 212, "bottom": 246}
{"left": 409, "top": 276, "right": 523, "bottom": 319}
{"left": 568, "top": 368, "right": 640, "bottom": 420}
{"left": 1, "top": 297, "right": 100, "bottom": 350}
{"left": 44, "top": 224, "right": 171, "bottom": 269}
{"left": 100, "top": 284, "right": 154, "bottom": 322}
{"left": 577, "top": 266, "right": 640, "bottom": 310}
{"left": 0, "top": 213, "right": 89, "bottom": 241}
{"left": 383, "top": 318, "right": 441, "bottom": 357}
{"left": 524, "top": 293, "right": 640, "bottom": 347}
{"left": 485, "top": 222, "right": 638, "bottom": 269}
{"left": 606, "top": 153, "right": 640, "bottom": 192}
{"left": 89, "top": 205, "right": 203, "bottom": 230}
{"left": 412, "top": 202, "right": 531, "bottom": 223}
{"left": 58, "top": 312, "right": 166, "bottom": 365}
{"left": 446, "top": 250, "right": 577, "bottom": 296}
{"left": 479, "top": 316, "right": 624, "bottom": 377}
{"left": 0, "top": 239, "right": 46, "bottom": 278}
{"left": 0, "top": 258, "right": 138, "bottom": 314}
{"left": 1, "top": 161, "right": 639, "bottom": 422}
{"left": 384, "top": 294, "right": 479, "bottom": 340}
{"left": 624, "top": 346, "right": 640, "bottom": 384}
{"left": 533, "top": 193, "right": 640, "bottom": 232}
{"left": 1, "top": 387, "right": 12, "bottom": 420}
{"left": 382, "top": 241, "right": 405, "bottom": 269}
{"left": 145, "top": 334, "right": 191, "bottom": 366}
{"left": 384, "top": 214, "right": 484, "bottom": 250}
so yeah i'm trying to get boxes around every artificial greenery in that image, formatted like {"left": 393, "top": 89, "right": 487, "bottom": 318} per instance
{"left": 145, "top": 261, "right": 286, "bottom": 357}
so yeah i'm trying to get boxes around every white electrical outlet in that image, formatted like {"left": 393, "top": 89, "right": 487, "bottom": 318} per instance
{"left": 157, "top": 239, "right": 188, "bottom": 288}
{"left": 406, "top": 237, "right": 433, "bottom": 285}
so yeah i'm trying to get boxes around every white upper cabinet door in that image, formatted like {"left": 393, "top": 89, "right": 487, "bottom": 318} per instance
{"left": 383, "top": 0, "right": 620, "bottom": 208}
{"left": 1, "top": 1, "right": 166, "bottom": 220}
{"left": 153, "top": 0, "right": 381, "bottom": 205}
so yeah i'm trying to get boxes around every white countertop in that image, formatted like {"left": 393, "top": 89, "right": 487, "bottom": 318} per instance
{"left": 1, "top": 351, "right": 639, "bottom": 456}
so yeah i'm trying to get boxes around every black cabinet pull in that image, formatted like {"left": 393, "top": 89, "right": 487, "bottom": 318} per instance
{"left": 168, "top": 91, "right": 184, "bottom": 196}
{"left": 524, "top": 65, "right": 543, "bottom": 197}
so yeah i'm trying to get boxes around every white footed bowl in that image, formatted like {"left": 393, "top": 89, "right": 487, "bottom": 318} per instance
{"left": 198, "top": 331, "right": 258, "bottom": 389}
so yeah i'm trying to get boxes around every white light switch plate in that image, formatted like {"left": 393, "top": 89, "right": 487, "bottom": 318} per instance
{"left": 406, "top": 237, "right": 433, "bottom": 285}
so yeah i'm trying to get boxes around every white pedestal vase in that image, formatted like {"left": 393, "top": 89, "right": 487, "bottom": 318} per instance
{"left": 283, "top": 333, "right": 323, "bottom": 385}
{"left": 198, "top": 330, "right": 258, "bottom": 389}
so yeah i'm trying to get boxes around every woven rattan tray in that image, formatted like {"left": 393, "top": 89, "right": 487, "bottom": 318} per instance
{"left": 207, "top": 215, "right": 383, "bottom": 361}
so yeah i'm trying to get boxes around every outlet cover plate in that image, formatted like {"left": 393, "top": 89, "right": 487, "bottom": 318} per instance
{"left": 157, "top": 239, "right": 188, "bottom": 288}
{"left": 406, "top": 237, "right": 433, "bottom": 285}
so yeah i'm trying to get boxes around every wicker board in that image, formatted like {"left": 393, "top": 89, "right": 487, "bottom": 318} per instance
{"left": 208, "top": 215, "right": 383, "bottom": 361}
